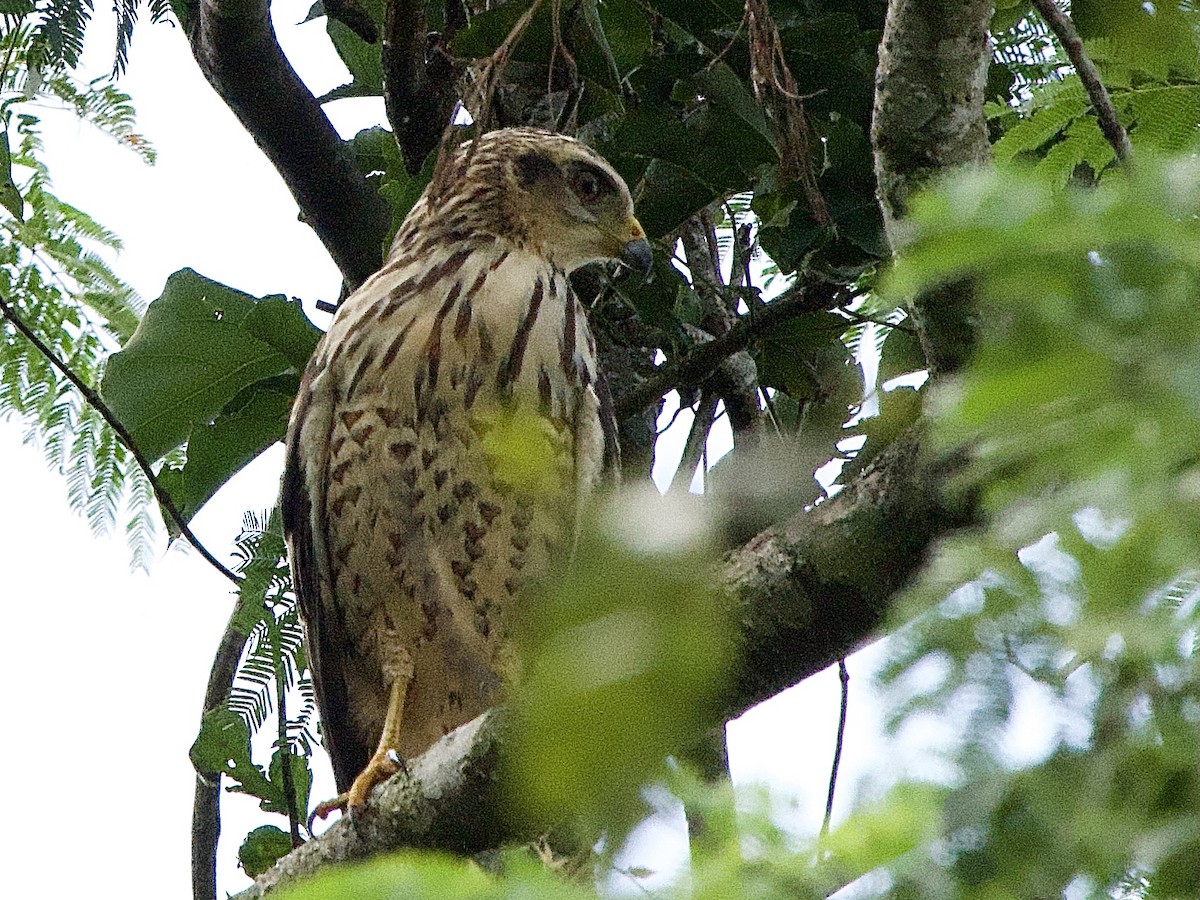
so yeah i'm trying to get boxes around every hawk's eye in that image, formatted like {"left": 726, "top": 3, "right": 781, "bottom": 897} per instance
{"left": 567, "top": 163, "right": 614, "bottom": 204}
{"left": 573, "top": 170, "right": 601, "bottom": 201}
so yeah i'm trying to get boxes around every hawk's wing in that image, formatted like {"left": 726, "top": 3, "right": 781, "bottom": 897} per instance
{"left": 281, "top": 363, "right": 371, "bottom": 794}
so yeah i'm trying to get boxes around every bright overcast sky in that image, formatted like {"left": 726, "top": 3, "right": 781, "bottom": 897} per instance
{"left": 0, "top": 5, "right": 1012, "bottom": 896}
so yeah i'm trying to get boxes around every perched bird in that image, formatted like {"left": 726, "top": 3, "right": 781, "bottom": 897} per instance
{"left": 281, "top": 128, "right": 651, "bottom": 814}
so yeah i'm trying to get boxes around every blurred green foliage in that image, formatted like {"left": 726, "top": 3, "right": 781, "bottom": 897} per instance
{"left": 508, "top": 491, "right": 732, "bottom": 845}
{"left": 873, "top": 156, "right": 1200, "bottom": 898}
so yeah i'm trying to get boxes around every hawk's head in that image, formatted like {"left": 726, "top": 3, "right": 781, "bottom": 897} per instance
{"left": 439, "top": 128, "right": 652, "bottom": 276}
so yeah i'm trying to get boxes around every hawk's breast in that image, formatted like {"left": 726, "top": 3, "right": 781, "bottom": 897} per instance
{"left": 289, "top": 237, "right": 604, "bottom": 760}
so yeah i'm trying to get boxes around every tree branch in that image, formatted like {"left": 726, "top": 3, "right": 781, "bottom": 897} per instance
{"left": 182, "top": 0, "right": 391, "bottom": 289}
{"left": 1030, "top": 0, "right": 1133, "bottom": 167}
{"left": 871, "top": 0, "right": 994, "bottom": 376}
{"left": 234, "top": 712, "right": 508, "bottom": 897}
{"left": 615, "top": 281, "right": 837, "bottom": 420}
{"left": 668, "top": 390, "right": 718, "bottom": 494}
{"left": 382, "top": 0, "right": 459, "bottom": 172}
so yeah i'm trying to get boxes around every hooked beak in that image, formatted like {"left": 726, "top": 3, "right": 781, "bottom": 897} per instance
{"left": 619, "top": 218, "right": 653, "bottom": 278}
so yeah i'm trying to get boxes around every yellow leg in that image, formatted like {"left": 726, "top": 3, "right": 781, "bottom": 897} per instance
{"left": 311, "top": 674, "right": 411, "bottom": 821}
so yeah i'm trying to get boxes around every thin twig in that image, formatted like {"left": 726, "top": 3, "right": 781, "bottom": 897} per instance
{"left": 655, "top": 398, "right": 689, "bottom": 436}
{"left": 0, "top": 293, "right": 240, "bottom": 585}
{"left": 616, "top": 283, "right": 836, "bottom": 419}
{"left": 1031, "top": 0, "right": 1133, "bottom": 167}
{"left": 272, "top": 613, "right": 303, "bottom": 846}
{"left": 193, "top": 610, "right": 252, "bottom": 900}
{"left": 668, "top": 391, "right": 718, "bottom": 494}
{"left": 820, "top": 659, "right": 849, "bottom": 844}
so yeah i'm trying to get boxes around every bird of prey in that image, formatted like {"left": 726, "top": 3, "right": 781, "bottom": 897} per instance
{"left": 282, "top": 127, "right": 652, "bottom": 815}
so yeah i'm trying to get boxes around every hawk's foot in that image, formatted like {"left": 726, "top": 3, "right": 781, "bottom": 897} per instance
{"left": 311, "top": 749, "right": 408, "bottom": 823}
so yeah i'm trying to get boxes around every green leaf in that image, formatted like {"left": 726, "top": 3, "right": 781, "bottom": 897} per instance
{"left": 992, "top": 89, "right": 1089, "bottom": 165}
{"left": 694, "top": 62, "right": 776, "bottom": 152}
{"left": 265, "top": 746, "right": 312, "bottom": 819}
{"left": 597, "top": 0, "right": 651, "bottom": 77}
{"left": 190, "top": 707, "right": 281, "bottom": 808}
{"left": 755, "top": 311, "right": 849, "bottom": 397}
{"left": 276, "top": 851, "right": 595, "bottom": 900}
{"left": 877, "top": 321, "right": 925, "bottom": 384}
{"left": 238, "top": 825, "right": 295, "bottom": 878}
{"left": 378, "top": 144, "right": 435, "bottom": 242}
{"left": 350, "top": 126, "right": 433, "bottom": 246}
{"left": 651, "top": 0, "right": 743, "bottom": 45}
{"left": 157, "top": 377, "right": 298, "bottom": 525}
{"left": 319, "top": 0, "right": 385, "bottom": 102}
{"left": 245, "top": 295, "right": 322, "bottom": 372}
{"left": 574, "top": 0, "right": 622, "bottom": 93}
{"left": 1036, "top": 115, "right": 1117, "bottom": 188}
{"left": 824, "top": 782, "right": 946, "bottom": 879}
{"left": 100, "top": 269, "right": 305, "bottom": 462}
{"left": 1128, "top": 83, "right": 1200, "bottom": 154}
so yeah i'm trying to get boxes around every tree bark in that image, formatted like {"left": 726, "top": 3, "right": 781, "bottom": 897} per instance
{"left": 233, "top": 713, "right": 507, "bottom": 898}
{"left": 181, "top": 0, "right": 392, "bottom": 290}
{"left": 872, "top": 0, "right": 995, "bottom": 375}
{"left": 382, "top": 0, "right": 460, "bottom": 173}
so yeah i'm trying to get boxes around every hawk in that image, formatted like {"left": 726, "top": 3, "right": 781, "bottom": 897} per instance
{"left": 282, "top": 128, "right": 651, "bottom": 814}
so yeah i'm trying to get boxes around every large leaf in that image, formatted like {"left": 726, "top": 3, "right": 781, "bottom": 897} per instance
{"left": 317, "top": 0, "right": 385, "bottom": 102}
{"left": 246, "top": 295, "right": 323, "bottom": 371}
{"left": 596, "top": 0, "right": 651, "bottom": 77}
{"left": 190, "top": 706, "right": 280, "bottom": 808}
{"left": 652, "top": 0, "right": 744, "bottom": 47}
{"left": 100, "top": 269, "right": 315, "bottom": 462}
{"left": 156, "top": 376, "right": 299, "bottom": 525}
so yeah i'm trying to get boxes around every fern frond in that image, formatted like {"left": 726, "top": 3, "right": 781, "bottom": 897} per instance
{"left": 113, "top": 0, "right": 137, "bottom": 77}
{"left": 1037, "top": 116, "right": 1117, "bottom": 188}
{"left": 42, "top": 74, "right": 156, "bottom": 162}
{"left": 123, "top": 458, "right": 157, "bottom": 571}
{"left": 30, "top": 0, "right": 93, "bottom": 70}
{"left": 1127, "top": 83, "right": 1200, "bottom": 153}
{"left": 227, "top": 510, "right": 309, "bottom": 748}
{"left": 992, "top": 87, "right": 1088, "bottom": 163}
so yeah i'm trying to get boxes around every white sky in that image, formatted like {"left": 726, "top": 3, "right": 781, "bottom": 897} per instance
{"left": 0, "top": 5, "right": 1051, "bottom": 897}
